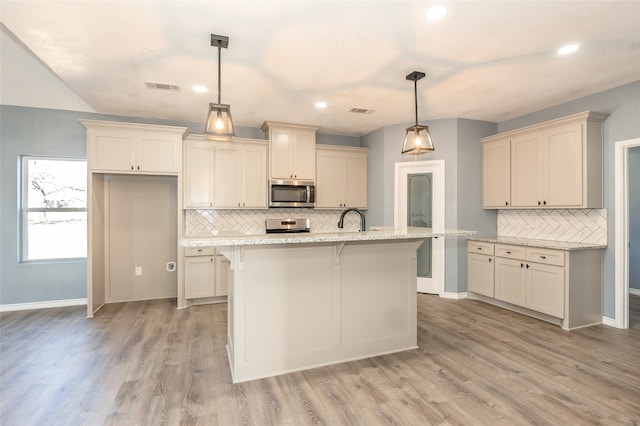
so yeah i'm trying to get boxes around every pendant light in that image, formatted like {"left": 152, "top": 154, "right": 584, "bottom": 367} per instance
{"left": 204, "top": 34, "right": 235, "bottom": 141}
{"left": 401, "top": 71, "right": 434, "bottom": 155}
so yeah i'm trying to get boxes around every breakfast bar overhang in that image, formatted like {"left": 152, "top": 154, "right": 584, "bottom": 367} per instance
{"left": 181, "top": 227, "right": 475, "bottom": 383}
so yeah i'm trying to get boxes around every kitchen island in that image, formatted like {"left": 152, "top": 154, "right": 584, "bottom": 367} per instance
{"left": 181, "top": 227, "right": 475, "bottom": 383}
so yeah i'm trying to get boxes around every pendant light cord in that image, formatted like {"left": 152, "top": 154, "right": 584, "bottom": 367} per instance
{"left": 217, "top": 41, "right": 222, "bottom": 105}
{"left": 414, "top": 79, "right": 419, "bottom": 126}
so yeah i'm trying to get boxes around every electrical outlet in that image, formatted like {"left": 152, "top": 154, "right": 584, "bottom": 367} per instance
{"left": 166, "top": 261, "right": 176, "bottom": 272}
{"left": 135, "top": 267, "right": 142, "bottom": 276}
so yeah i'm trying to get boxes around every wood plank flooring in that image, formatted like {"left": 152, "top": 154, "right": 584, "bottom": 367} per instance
{"left": 1, "top": 295, "right": 639, "bottom": 425}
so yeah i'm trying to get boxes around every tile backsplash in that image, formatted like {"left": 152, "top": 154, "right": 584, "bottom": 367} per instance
{"left": 497, "top": 209, "right": 607, "bottom": 244}
{"left": 185, "top": 209, "right": 362, "bottom": 236}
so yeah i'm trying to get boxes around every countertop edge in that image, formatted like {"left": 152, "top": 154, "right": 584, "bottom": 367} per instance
{"left": 467, "top": 236, "right": 607, "bottom": 251}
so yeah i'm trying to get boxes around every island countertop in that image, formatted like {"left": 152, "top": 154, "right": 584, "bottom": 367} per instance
{"left": 180, "top": 226, "right": 477, "bottom": 247}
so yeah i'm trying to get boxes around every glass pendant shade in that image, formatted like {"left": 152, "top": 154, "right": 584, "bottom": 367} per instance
{"left": 402, "top": 124, "right": 434, "bottom": 154}
{"left": 205, "top": 103, "right": 234, "bottom": 141}
{"left": 402, "top": 70, "right": 434, "bottom": 155}
{"left": 204, "top": 34, "right": 235, "bottom": 141}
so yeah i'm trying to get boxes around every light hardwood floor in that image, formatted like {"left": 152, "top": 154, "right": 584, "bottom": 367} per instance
{"left": 1, "top": 295, "right": 639, "bottom": 425}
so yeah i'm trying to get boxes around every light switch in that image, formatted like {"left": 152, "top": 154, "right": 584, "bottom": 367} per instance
{"left": 135, "top": 267, "right": 142, "bottom": 276}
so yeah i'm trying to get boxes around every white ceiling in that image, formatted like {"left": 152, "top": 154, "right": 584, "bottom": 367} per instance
{"left": 1, "top": 1, "right": 639, "bottom": 136}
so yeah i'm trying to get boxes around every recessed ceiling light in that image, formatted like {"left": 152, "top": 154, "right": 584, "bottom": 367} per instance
{"left": 315, "top": 101, "right": 327, "bottom": 108}
{"left": 558, "top": 44, "right": 579, "bottom": 55}
{"left": 425, "top": 5, "right": 447, "bottom": 21}
{"left": 193, "top": 85, "right": 208, "bottom": 93}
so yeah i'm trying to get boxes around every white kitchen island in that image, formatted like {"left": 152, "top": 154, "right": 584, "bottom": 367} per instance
{"left": 181, "top": 227, "right": 475, "bottom": 383}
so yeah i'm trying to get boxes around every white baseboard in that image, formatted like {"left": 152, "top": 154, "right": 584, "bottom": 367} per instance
{"left": 629, "top": 288, "right": 640, "bottom": 297}
{"left": 0, "top": 298, "right": 87, "bottom": 313}
{"left": 441, "top": 291, "right": 468, "bottom": 300}
{"left": 602, "top": 316, "right": 620, "bottom": 328}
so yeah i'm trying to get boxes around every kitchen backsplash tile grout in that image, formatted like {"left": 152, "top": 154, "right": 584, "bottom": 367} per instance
{"left": 185, "top": 209, "right": 362, "bottom": 236}
{"left": 497, "top": 209, "right": 607, "bottom": 244}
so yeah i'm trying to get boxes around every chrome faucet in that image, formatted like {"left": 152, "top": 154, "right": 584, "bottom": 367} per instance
{"left": 338, "top": 208, "right": 366, "bottom": 232}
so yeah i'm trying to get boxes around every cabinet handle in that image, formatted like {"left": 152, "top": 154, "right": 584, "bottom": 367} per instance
{"left": 505, "top": 201, "right": 509, "bottom": 206}
{"left": 540, "top": 255, "right": 546, "bottom": 259}
{"left": 506, "top": 251, "right": 511, "bottom": 254}
{"left": 526, "top": 264, "right": 530, "bottom": 269}
{"left": 131, "top": 165, "right": 134, "bottom": 170}
{"left": 137, "top": 165, "right": 140, "bottom": 170}
{"left": 477, "top": 247, "right": 482, "bottom": 251}
{"left": 520, "top": 263, "right": 524, "bottom": 268}
{"left": 197, "top": 249, "right": 203, "bottom": 252}
{"left": 543, "top": 200, "right": 547, "bottom": 205}
{"left": 537, "top": 201, "right": 542, "bottom": 206}
{"left": 488, "top": 258, "right": 492, "bottom": 262}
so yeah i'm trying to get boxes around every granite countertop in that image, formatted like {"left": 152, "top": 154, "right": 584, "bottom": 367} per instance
{"left": 180, "top": 227, "right": 477, "bottom": 247}
{"left": 467, "top": 236, "right": 607, "bottom": 251}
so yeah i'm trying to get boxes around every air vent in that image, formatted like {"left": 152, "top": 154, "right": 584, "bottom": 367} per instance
{"left": 145, "top": 82, "right": 181, "bottom": 91}
{"left": 349, "top": 107, "right": 375, "bottom": 115}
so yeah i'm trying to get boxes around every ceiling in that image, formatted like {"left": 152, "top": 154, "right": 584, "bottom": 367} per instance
{"left": 1, "top": 1, "right": 639, "bottom": 137}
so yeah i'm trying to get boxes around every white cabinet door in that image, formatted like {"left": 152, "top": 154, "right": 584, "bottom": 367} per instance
{"left": 270, "top": 128, "right": 294, "bottom": 179}
{"left": 482, "top": 138, "right": 511, "bottom": 208}
{"left": 544, "top": 123, "right": 583, "bottom": 207}
{"left": 344, "top": 152, "right": 368, "bottom": 209}
{"left": 316, "top": 150, "right": 344, "bottom": 208}
{"left": 136, "top": 134, "right": 182, "bottom": 173}
{"left": 511, "top": 132, "right": 544, "bottom": 207}
{"left": 215, "top": 255, "right": 229, "bottom": 296}
{"left": 185, "top": 256, "right": 216, "bottom": 299}
{"left": 495, "top": 257, "right": 527, "bottom": 307}
{"left": 183, "top": 140, "right": 214, "bottom": 208}
{"left": 88, "top": 133, "right": 135, "bottom": 171}
{"left": 468, "top": 253, "right": 494, "bottom": 297}
{"left": 242, "top": 145, "right": 268, "bottom": 208}
{"left": 214, "top": 146, "right": 242, "bottom": 208}
{"left": 292, "top": 129, "right": 316, "bottom": 180}
{"left": 527, "top": 262, "right": 565, "bottom": 318}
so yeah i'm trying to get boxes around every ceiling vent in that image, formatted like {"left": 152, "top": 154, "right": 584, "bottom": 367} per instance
{"left": 145, "top": 82, "right": 181, "bottom": 91}
{"left": 349, "top": 107, "right": 375, "bottom": 115}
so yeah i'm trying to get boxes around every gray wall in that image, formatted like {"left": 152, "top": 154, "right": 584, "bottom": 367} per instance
{"left": 497, "top": 80, "right": 640, "bottom": 318}
{"left": 630, "top": 146, "right": 640, "bottom": 291}
{"left": 362, "top": 118, "right": 496, "bottom": 293}
{"left": 0, "top": 105, "right": 363, "bottom": 305}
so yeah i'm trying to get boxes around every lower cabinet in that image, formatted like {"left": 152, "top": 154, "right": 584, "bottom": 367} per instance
{"left": 184, "top": 247, "right": 228, "bottom": 300}
{"left": 467, "top": 240, "right": 603, "bottom": 330}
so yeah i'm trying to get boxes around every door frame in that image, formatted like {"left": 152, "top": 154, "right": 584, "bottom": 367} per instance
{"left": 394, "top": 160, "right": 445, "bottom": 295}
{"left": 613, "top": 137, "right": 640, "bottom": 329}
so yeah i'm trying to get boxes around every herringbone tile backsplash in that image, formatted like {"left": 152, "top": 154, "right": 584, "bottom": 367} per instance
{"left": 185, "top": 209, "right": 362, "bottom": 236}
{"left": 497, "top": 209, "right": 607, "bottom": 244}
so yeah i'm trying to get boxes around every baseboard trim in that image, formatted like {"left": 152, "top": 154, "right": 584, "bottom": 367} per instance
{"left": 441, "top": 292, "right": 468, "bottom": 300}
{"left": 602, "top": 316, "right": 620, "bottom": 328}
{"left": 0, "top": 298, "right": 87, "bottom": 313}
{"left": 629, "top": 288, "right": 640, "bottom": 297}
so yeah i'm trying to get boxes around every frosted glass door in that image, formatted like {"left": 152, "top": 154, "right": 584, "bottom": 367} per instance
{"left": 407, "top": 173, "right": 433, "bottom": 278}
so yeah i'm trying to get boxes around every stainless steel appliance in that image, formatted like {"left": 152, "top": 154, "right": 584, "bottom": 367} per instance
{"left": 265, "top": 218, "right": 311, "bottom": 234}
{"left": 269, "top": 179, "right": 315, "bottom": 208}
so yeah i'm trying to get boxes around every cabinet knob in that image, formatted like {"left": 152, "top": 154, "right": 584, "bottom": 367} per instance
{"left": 488, "top": 258, "right": 492, "bottom": 262}
{"left": 543, "top": 200, "right": 547, "bottom": 205}
{"left": 540, "top": 255, "right": 546, "bottom": 259}
{"left": 506, "top": 251, "right": 511, "bottom": 254}
{"left": 526, "top": 264, "right": 530, "bottom": 269}
{"left": 131, "top": 165, "right": 134, "bottom": 170}
{"left": 505, "top": 201, "right": 509, "bottom": 206}
{"left": 537, "top": 201, "right": 542, "bottom": 206}
{"left": 520, "top": 263, "right": 524, "bottom": 268}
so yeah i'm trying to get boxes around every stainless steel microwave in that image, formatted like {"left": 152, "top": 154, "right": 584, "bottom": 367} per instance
{"left": 269, "top": 179, "right": 315, "bottom": 208}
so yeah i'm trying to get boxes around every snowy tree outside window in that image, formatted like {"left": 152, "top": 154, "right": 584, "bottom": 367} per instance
{"left": 22, "top": 157, "right": 87, "bottom": 261}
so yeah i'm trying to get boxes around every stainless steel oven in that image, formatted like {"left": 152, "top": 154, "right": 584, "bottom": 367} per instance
{"left": 269, "top": 179, "right": 315, "bottom": 208}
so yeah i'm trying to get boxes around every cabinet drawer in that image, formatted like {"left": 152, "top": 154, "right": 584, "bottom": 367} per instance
{"left": 467, "top": 241, "right": 494, "bottom": 255}
{"left": 495, "top": 244, "right": 526, "bottom": 259}
{"left": 525, "top": 247, "right": 565, "bottom": 267}
{"left": 185, "top": 247, "right": 216, "bottom": 257}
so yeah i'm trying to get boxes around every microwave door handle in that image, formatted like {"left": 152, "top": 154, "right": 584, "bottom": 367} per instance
{"left": 306, "top": 186, "right": 311, "bottom": 203}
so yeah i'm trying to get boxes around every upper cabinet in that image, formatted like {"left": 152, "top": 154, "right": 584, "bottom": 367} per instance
{"left": 480, "top": 111, "right": 608, "bottom": 209}
{"left": 316, "top": 145, "right": 369, "bottom": 209}
{"left": 261, "top": 122, "right": 318, "bottom": 180}
{"left": 183, "top": 136, "right": 268, "bottom": 209}
{"left": 81, "top": 120, "right": 187, "bottom": 174}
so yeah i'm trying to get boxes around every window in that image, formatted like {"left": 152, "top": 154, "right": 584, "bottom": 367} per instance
{"left": 21, "top": 157, "right": 87, "bottom": 261}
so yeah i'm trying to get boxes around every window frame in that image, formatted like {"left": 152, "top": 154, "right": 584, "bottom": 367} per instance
{"left": 20, "top": 155, "right": 88, "bottom": 263}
